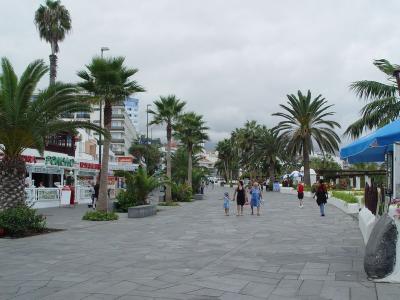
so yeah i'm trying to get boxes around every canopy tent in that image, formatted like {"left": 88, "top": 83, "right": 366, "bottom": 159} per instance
{"left": 340, "top": 119, "right": 400, "bottom": 163}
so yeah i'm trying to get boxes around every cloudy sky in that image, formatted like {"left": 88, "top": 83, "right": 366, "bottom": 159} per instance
{"left": 2, "top": 0, "right": 400, "bottom": 147}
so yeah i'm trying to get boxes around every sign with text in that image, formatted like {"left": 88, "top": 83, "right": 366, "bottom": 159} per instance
{"left": 45, "top": 156, "right": 74, "bottom": 167}
{"left": 117, "top": 156, "right": 133, "bottom": 164}
{"left": 79, "top": 162, "right": 101, "bottom": 170}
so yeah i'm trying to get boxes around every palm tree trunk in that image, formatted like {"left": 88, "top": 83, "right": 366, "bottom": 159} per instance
{"left": 303, "top": 140, "right": 311, "bottom": 186}
{"left": 269, "top": 161, "right": 275, "bottom": 178}
{"left": 166, "top": 124, "right": 172, "bottom": 202}
{"left": 0, "top": 157, "right": 26, "bottom": 210}
{"left": 97, "top": 101, "right": 112, "bottom": 212}
{"left": 187, "top": 147, "right": 193, "bottom": 189}
{"left": 49, "top": 54, "right": 57, "bottom": 85}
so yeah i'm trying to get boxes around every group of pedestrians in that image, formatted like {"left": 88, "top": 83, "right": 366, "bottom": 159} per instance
{"left": 296, "top": 179, "right": 328, "bottom": 216}
{"left": 223, "top": 178, "right": 329, "bottom": 217}
{"left": 223, "top": 180, "right": 263, "bottom": 216}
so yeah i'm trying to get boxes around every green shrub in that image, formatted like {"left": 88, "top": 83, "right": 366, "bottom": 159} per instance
{"left": 332, "top": 191, "right": 358, "bottom": 204}
{"left": 114, "top": 167, "right": 159, "bottom": 207}
{"left": 82, "top": 211, "right": 119, "bottom": 221}
{"left": 172, "top": 182, "right": 193, "bottom": 202}
{"left": 0, "top": 205, "right": 46, "bottom": 237}
{"left": 115, "top": 190, "right": 136, "bottom": 212}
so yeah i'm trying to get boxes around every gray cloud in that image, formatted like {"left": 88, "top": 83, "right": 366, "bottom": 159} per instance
{"left": 2, "top": 0, "right": 400, "bottom": 146}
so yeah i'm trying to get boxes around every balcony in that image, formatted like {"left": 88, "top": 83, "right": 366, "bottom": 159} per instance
{"left": 111, "top": 138, "right": 125, "bottom": 144}
{"left": 110, "top": 126, "right": 124, "bottom": 131}
{"left": 45, "top": 132, "right": 76, "bottom": 157}
{"left": 111, "top": 114, "right": 124, "bottom": 119}
{"left": 60, "top": 113, "right": 74, "bottom": 119}
{"left": 76, "top": 113, "right": 90, "bottom": 119}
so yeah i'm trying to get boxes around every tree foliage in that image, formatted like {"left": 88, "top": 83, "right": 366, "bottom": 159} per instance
{"left": 273, "top": 90, "right": 341, "bottom": 185}
{"left": 345, "top": 59, "right": 400, "bottom": 138}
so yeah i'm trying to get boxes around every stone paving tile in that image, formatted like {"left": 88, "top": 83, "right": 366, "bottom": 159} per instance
{"left": 0, "top": 188, "right": 390, "bottom": 299}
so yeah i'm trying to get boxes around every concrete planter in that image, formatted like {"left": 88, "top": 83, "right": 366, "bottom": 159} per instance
{"left": 128, "top": 204, "right": 157, "bottom": 218}
{"left": 328, "top": 197, "right": 359, "bottom": 214}
{"left": 194, "top": 194, "right": 204, "bottom": 200}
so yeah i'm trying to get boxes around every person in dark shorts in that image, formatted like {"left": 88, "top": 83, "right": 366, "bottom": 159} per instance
{"left": 297, "top": 181, "right": 304, "bottom": 208}
{"left": 233, "top": 180, "right": 247, "bottom": 216}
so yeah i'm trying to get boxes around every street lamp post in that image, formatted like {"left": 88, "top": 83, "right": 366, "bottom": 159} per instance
{"left": 98, "top": 47, "right": 110, "bottom": 165}
{"left": 146, "top": 104, "right": 151, "bottom": 145}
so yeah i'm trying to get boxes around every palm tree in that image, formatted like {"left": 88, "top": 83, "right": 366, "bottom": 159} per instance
{"left": 174, "top": 112, "right": 209, "bottom": 188}
{"left": 149, "top": 95, "right": 186, "bottom": 202}
{"left": 272, "top": 90, "right": 341, "bottom": 185}
{"left": 345, "top": 59, "right": 400, "bottom": 138}
{"left": 34, "top": 0, "right": 71, "bottom": 85}
{"left": 0, "top": 57, "right": 104, "bottom": 209}
{"left": 78, "top": 57, "right": 145, "bottom": 211}
{"left": 215, "top": 138, "right": 237, "bottom": 182}
{"left": 254, "top": 126, "right": 285, "bottom": 178}
{"left": 232, "top": 120, "right": 261, "bottom": 179}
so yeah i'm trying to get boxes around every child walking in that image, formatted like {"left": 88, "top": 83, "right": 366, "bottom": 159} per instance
{"left": 297, "top": 181, "right": 304, "bottom": 208}
{"left": 223, "top": 192, "right": 231, "bottom": 216}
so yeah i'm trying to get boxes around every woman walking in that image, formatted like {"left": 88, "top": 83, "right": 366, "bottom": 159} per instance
{"left": 314, "top": 179, "right": 328, "bottom": 216}
{"left": 233, "top": 180, "right": 247, "bottom": 216}
{"left": 250, "top": 182, "right": 262, "bottom": 216}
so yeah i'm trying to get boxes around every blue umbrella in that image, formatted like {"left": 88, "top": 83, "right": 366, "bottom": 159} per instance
{"left": 340, "top": 119, "right": 400, "bottom": 163}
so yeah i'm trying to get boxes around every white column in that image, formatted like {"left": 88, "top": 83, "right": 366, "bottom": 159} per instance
{"left": 74, "top": 170, "right": 78, "bottom": 205}
{"left": 365, "top": 175, "right": 371, "bottom": 186}
{"left": 349, "top": 177, "right": 353, "bottom": 188}
{"left": 336, "top": 178, "right": 339, "bottom": 185}
{"left": 356, "top": 177, "right": 361, "bottom": 190}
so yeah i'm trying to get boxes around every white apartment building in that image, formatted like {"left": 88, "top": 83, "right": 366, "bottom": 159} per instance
{"left": 91, "top": 103, "right": 138, "bottom": 158}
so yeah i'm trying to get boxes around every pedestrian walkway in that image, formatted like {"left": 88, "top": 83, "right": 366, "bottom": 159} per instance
{"left": 1, "top": 187, "right": 399, "bottom": 299}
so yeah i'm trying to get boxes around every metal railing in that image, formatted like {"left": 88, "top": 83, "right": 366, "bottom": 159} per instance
{"left": 25, "top": 186, "right": 93, "bottom": 207}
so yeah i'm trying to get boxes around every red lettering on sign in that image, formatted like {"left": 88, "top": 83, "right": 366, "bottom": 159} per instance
{"left": 79, "top": 162, "right": 101, "bottom": 170}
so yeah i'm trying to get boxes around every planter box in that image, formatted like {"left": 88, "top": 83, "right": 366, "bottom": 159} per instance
{"left": 194, "top": 194, "right": 204, "bottom": 200}
{"left": 328, "top": 197, "right": 359, "bottom": 214}
{"left": 128, "top": 204, "right": 157, "bottom": 218}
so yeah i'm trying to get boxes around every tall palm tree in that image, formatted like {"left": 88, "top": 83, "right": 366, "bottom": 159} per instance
{"left": 174, "top": 112, "right": 209, "bottom": 188}
{"left": 34, "top": 0, "right": 71, "bottom": 85}
{"left": 215, "top": 138, "right": 237, "bottom": 182}
{"left": 345, "top": 59, "right": 400, "bottom": 138}
{"left": 149, "top": 95, "right": 186, "bottom": 202}
{"left": 254, "top": 126, "right": 285, "bottom": 178}
{"left": 272, "top": 90, "right": 341, "bottom": 185}
{"left": 232, "top": 120, "right": 261, "bottom": 179}
{"left": 0, "top": 57, "right": 104, "bottom": 209}
{"left": 78, "top": 57, "right": 145, "bottom": 211}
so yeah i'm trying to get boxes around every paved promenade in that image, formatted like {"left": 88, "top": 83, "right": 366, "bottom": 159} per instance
{"left": 1, "top": 187, "right": 399, "bottom": 300}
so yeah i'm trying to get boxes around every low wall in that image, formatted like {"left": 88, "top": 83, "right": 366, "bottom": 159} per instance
{"left": 328, "top": 197, "right": 360, "bottom": 214}
{"left": 359, "top": 207, "right": 376, "bottom": 244}
{"left": 279, "top": 187, "right": 312, "bottom": 198}
{"left": 128, "top": 204, "right": 157, "bottom": 218}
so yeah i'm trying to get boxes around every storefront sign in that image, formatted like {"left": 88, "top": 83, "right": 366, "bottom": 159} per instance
{"left": 45, "top": 156, "right": 74, "bottom": 167}
{"left": 117, "top": 156, "right": 133, "bottom": 164}
{"left": 79, "top": 162, "right": 101, "bottom": 170}
{"left": 21, "top": 155, "right": 36, "bottom": 163}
